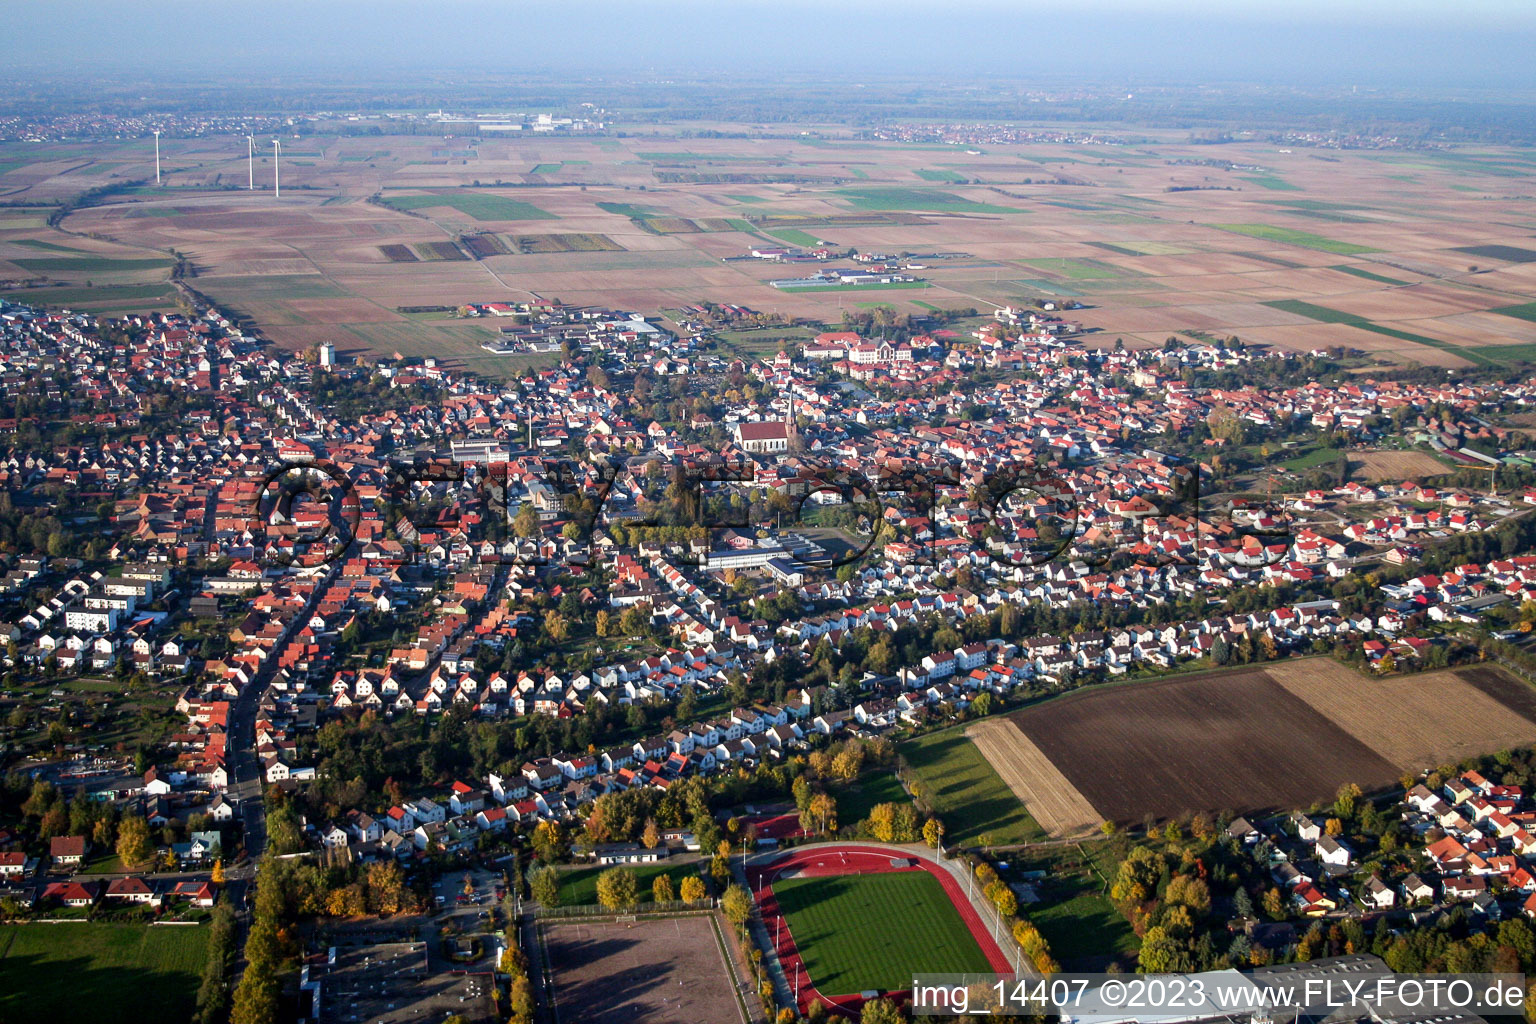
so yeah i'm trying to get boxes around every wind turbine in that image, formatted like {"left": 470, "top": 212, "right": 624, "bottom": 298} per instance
{"left": 246, "top": 135, "right": 254, "bottom": 190}
{"left": 272, "top": 139, "right": 281, "bottom": 199}
{"left": 153, "top": 130, "right": 161, "bottom": 185}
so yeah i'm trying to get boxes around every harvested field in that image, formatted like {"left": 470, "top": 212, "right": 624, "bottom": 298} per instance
{"left": 512, "top": 232, "right": 624, "bottom": 253}
{"left": 460, "top": 233, "right": 510, "bottom": 258}
{"left": 967, "top": 718, "right": 1102, "bottom": 836}
{"left": 980, "top": 662, "right": 1536, "bottom": 833}
{"left": 411, "top": 241, "right": 468, "bottom": 261}
{"left": 1267, "top": 662, "right": 1536, "bottom": 770}
{"left": 1347, "top": 449, "right": 1451, "bottom": 480}
{"left": 541, "top": 917, "right": 742, "bottom": 1024}
{"left": 377, "top": 244, "right": 418, "bottom": 262}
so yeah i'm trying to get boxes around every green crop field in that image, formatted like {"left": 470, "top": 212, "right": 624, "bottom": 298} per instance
{"left": 1262, "top": 299, "right": 1365, "bottom": 324}
{"left": 1331, "top": 265, "right": 1410, "bottom": 286}
{"left": 9, "top": 238, "right": 90, "bottom": 253}
{"left": 1211, "top": 223, "right": 1378, "bottom": 255}
{"left": 531, "top": 163, "right": 562, "bottom": 174}
{"left": 557, "top": 861, "right": 701, "bottom": 904}
{"left": 379, "top": 192, "right": 555, "bottom": 221}
{"left": 1241, "top": 175, "right": 1300, "bottom": 191}
{"left": 916, "top": 168, "right": 966, "bottom": 182}
{"left": 0, "top": 922, "right": 210, "bottom": 1024}
{"left": 9, "top": 256, "right": 169, "bottom": 273}
{"left": 777, "top": 280, "right": 929, "bottom": 294}
{"left": 834, "top": 187, "right": 1021, "bottom": 214}
{"left": 837, "top": 771, "right": 910, "bottom": 825}
{"left": 765, "top": 228, "right": 824, "bottom": 247}
{"left": 1025, "top": 257, "right": 1128, "bottom": 280}
{"left": 902, "top": 728, "right": 1045, "bottom": 844}
{"left": 2, "top": 284, "right": 175, "bottom": 308}
{"left": 596, "top": 202, "right": 656, "bottom": 217}
{"left": 774, "top": 872, "right": 990, "bottom": 994}
{"left": 1493, "top": 302, "right": 1536, "bottom": 324}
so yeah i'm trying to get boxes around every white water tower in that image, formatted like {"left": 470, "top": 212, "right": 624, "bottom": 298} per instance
{"left": 319, "top": 342, "right": 336, "bottom": 367}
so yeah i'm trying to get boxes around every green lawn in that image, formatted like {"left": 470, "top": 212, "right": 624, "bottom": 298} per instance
{"left": 834, "top": 186, "right": 1021, "bottom": 214}
{"left": 379, "top": 192, "right": 555, "bottom": 221}
{"left": 838, "top": 771, "right": 910, "bottom": 824}
{"left": 902, "top": 728, "right": 1046, "bottom": 844}
{"left": 557, "top": 860, "right": 701, "bottom": 904}
{"left": 1279, "top": 447, "right": 1345, "bottom": 472}
{"left": 1331, "top": 264, "right": 1410, "bottom": 286}
{"left": 1009, "top": 845, "right": 1138, "bottom": 966}
{"left": 1211, "top": 223, "right": 1378, "bottom": 255}
{"left": 774, "top": 872, "right": 991, "bottom": 994}
{"left": 0, "top": 923, "right": 210, "bottom": 1024}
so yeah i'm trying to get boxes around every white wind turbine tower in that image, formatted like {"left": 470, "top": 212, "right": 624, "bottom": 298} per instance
{"left": 246, "top": 135, "right": 254, "bottom": 190}
{"left": 153, "top": 130, "right": 161, "bottom": 185}
{"left": 272, "top": 139, "right": 281, "bottom": 198}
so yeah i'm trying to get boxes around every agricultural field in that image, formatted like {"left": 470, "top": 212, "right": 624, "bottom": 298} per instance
{"left": 972, "top": 662, "right": 1536, "bottom": 833}
{"left": 774, "top": 872, "right": 991, "bottom": 994}
{"left": 3, "top": 132, "right": 1536, "bottom": 367}
{"left": 375, "top": 191, "right": 556, "bottom": 221}
{"left": 902, "top": 727, "right": 1047, "bottom": 844}
{"left": 1347, "top": 449, "right": 1453, "bottom": 480}
{"left": 0, "top": 922, "right": 210, "bottom": 1024}
{"left": 540, "top": 917, "right": 741, "bottom": 1024}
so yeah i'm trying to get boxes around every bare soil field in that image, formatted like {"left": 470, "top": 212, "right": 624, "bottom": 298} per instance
{"left": 980, "top": 662, "right": 1536, "bottom": 833}
{"left": 1347, "top": 450, "right": 1452, "bottom": 480}
{"left": 967, "top": 718, "right": 1103, "bottom": 836}
{"left": 1266, "top": 661, "right": 1536, "bottom": 769}
{"left": 1002, "top": 666, "right": 1400, "bottom": 828}
{"left": 541, "top": 916, "right": 742, "bottom": 1024}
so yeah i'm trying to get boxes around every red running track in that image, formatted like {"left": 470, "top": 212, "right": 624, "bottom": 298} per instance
{"left": 747, "top": 845, "right": 1014, "bottom": 1019}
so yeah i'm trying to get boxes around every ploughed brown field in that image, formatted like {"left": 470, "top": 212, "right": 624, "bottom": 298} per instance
{"left": 979, "top": 661, "right": 1536, "bottom": 832}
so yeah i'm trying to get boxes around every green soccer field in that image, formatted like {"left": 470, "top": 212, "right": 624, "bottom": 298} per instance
{"left": 0, "top": 923, "right": 210, "bottom": 1024}
{"left": 774, "top": 871, "right": 991, "bottom": 995}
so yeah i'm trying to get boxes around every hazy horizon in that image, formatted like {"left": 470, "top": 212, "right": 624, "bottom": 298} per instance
{"left": 5, "top": 0, "right": 1536, "bottom": 93}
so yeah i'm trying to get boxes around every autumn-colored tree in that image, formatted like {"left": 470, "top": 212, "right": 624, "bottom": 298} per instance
{"left": 211, "top": 859, "right": 227, "bottom": 885}
{"left": 923, "top": 818, "right": 943, "bottom": 848}
{"left": 652, "top": 873, "right": 675, "bottom": 902}
{"left": 595, "top": 610, "right": 610, "bottom": 637}
{"left": 116, "top": 813, "right": 154, "bottom": 871}
{"left": 722, "top": 884, "right": 752, "bottom": 930}
{"left": 513, "top": 503, "right": 539, "bottom": 539}
{"left": 529, "top": 865, "right": 560, "bottom": 907}
{"left": 679, "top": 875, "right": 707, "bottom": 902}
{"left": 1324, "top": 817, "right": 1344, "bottom": 836}
{"left": 596, "top": 867, "right": 639, "bottom": 912}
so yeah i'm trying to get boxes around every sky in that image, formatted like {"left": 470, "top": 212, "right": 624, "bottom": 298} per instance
{"left": 4, "top": 0, "right": 1535, "bottom": 91}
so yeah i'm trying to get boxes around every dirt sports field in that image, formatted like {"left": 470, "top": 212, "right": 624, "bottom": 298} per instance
{"left": 976, "top": 661, "right": 1536, "bottom": 832}
{"left": 540, "top": 916, "right": 744, "bottom": 1024}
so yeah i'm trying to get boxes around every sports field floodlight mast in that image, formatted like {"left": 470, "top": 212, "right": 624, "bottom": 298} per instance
{"left": 272, "top": 139, "right": 281, "bottom": 198}
{"left": 153, "top": 130, "right": 161, "bottom": 185}
{"left": 246, "top": 136, "right": 254, "bottom": 190}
